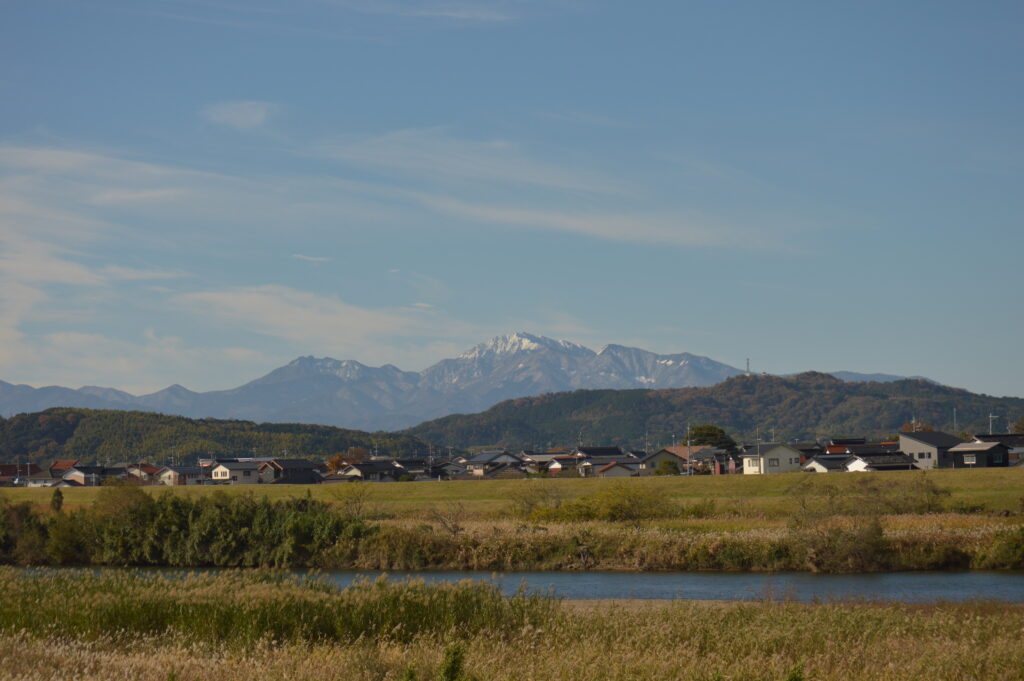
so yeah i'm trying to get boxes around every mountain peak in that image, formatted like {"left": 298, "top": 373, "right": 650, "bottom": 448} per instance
{"left": 457, "top": 332, "right": 594, "bottom": 360}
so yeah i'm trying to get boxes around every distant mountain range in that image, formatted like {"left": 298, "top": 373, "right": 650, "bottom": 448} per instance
{"left": 0, "top": 332, "right": 936, "bottom": 431}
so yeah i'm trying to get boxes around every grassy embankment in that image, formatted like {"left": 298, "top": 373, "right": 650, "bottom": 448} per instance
{"left": 3, "top": 468, "right": 1024, "bottom": 572}
{"left": 1, "top": 569, "right": 1023, "bottom": 681}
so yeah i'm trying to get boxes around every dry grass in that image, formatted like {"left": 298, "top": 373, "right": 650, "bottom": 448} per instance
{"left": 1, "top": 597, "right": 1022, "bottom": 680}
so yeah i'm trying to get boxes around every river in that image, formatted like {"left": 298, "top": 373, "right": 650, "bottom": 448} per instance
{"left": 314, "top": 569, "right": 1024, "bottom": 602}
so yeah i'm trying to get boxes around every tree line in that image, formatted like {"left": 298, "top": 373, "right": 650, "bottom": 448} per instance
{"left": 0, "top": 408, "right": 433, "bottom": 465}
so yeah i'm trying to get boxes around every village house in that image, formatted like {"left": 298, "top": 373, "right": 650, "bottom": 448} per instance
{"left": 0, "top": 463, "right": 41, "bottom": 485}
{"left": 740, "top": 444, "right": 804, "bottom": 475}
{"left": 126, "top": 462, "right": 162, "bottom": 484}
{"left": 802, "top": 454, "right": 850, "bottom": 473}
{"left": 157, "top": 465, "right": 206, "bottom": 486}
{"left": 844, "top": 453, "right": 918, "bottom": 472}
{"left": 946, "top": 441, "right": 1010, "bottom": 468}
{"left": 257, "top": 458, "right": 323, "bottom": 484}
{"left": 465, "top": 450, "right": 523, "bottom": 476}
{"left": 637, "top": 448, "right": 689, "bottom": 474}
{"left": 898, "top": 431, "right": 965, "bottom": 469}
{"left": 339, "top": 460, "right": 404, "bottom": 482}
{"left": 593, "top": 461, "right": 640, "bottom": 477}
{"left": 691, "top": 447, "right": 742, "bottom": 475}
{"left": 62, "top": 465, "right": 128, "bottom": 486}
{"left": 210, "top": 461, "right": 262, "bottom": 484}
{"left": 971, "top": 434, "right": 1024, "bottom": 464}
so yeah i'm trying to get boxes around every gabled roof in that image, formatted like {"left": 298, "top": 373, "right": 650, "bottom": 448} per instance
{"left": 49, "top": 459, "right": 79, "bottom": 472}
{"left": 740, "top": 443, "right": 801, "bottom": 457}
{"left": 973, "top": 434, "right": 1024, "bottom": 448}
{"left": 655, "top": 445, "right": 709, "bottom": 460}
{"left": 949, "top": 441, "right": 1006, "bottom": 453}
{"left": 597, "top": 461, "right": 639, "bottom": 474}
{"left": 345, "top": 460, "right": 402, "bottom": 474}
{"left": 268, "top": 458, "right": 321, "bottom": 470}
{"left": 67, "top": 465, "right": 107, "bottom": 475}
{"left": 899, "top": 431, "right": 965, "bottom": 448}
{"left": 803, "top": 455, "right": 850, "bottom": 471}
{"left": 214, "top": 461, "right": 261, "bottom": 471}
{"left": 847, "top": 453, "right": 917, "bottom": 468}
{"left": 845, "top": 443, "right": 901, "bottom": 456}
{"left": 159, "top": 465, "right": 203, "bottom": 476}
{"left": 467, "top": 451, "right": 518, "bottom": 464}
{"left": 574, "top": 446, "right": 627, "bottom": 458}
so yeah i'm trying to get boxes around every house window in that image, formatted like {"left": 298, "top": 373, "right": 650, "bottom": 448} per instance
{"left": 993, "top": 453, "right": 1004, "bottom": 463}
{"left": 768, "top": 458, "right": 779, "bottom": 467}
{"left": 243, "top": 470, "right": 251, "bottom": 477}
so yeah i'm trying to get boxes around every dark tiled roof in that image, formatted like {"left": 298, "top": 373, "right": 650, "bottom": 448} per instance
{"left": 576, "top": 446, "right": 626, "bottom": 457}
{"left": 846, "top": 443, "right": 901, "bottom": 456}
{"left": 0, "top": 463, "right": 41, "bottom": 477}
{"left": 215, "top": 461, "right": 261, "bottom": 471}
{"left": 804, "top": 455, "right": 849, "bottom": 471}
{"left": 899, "top": 431, "right": 965, "bottom": 448}
{"left": 851, "top": 453, "right": 917, "bottom": 467}
{"left": 973, "top": 434, "right": 1024, "bottom": 448}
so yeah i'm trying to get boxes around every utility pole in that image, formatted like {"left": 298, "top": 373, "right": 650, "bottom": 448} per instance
{"left": 988, "top": 414, "right": 998, "bottom": 435}
{"left": 953, "top": 407, "right": 957, "bottom": 433}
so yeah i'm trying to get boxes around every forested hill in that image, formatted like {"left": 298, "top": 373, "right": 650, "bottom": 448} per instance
{"left": 405, "top": 372, "right": 1024, "bottom": 450}
{"left": 0, "top": 409, "right": 431, "bottom": 466}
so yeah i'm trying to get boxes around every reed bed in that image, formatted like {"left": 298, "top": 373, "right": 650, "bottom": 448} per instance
{"left": 0, "top": 568, "right": 557, "bottom": 646}
{"left": 1, "top": 577, "right": 1023, "bottom": 680}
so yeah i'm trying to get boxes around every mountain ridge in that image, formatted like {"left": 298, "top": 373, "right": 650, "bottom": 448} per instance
{"left": 0, "top": 333, "right": 942, "bottom": 430}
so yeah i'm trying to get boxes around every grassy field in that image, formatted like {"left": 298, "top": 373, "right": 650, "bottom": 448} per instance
{"left": 6, "top": 466, "right": 1024, "bottom": 520}
{"left": 4, "top": 469, "right": 1023, "bottom": 572}
{"left": 2, "top": 569, "right": 1023, "bottom": 681}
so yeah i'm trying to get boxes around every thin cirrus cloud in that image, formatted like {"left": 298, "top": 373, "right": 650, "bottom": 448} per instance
{"left": 175, "top": 284, "right": 486, "bottom": 368}
{"left": 201, "top": 100, "right": 277, "bottom": 130}
{"left": 291, "top": 254, "right": 333, "bottom": 263}
{"left": 314, "top": 128, "right": 620, "bottom": 194}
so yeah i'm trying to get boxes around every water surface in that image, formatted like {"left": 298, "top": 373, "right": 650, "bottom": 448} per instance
{"left": 316, "top": 569, "right": 1024, "bottom": 603}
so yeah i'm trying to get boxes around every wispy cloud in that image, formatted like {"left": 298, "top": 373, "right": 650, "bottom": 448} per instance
{"left": 415, "top": 195, "right": 739, "bottom": 247}
{"left": 175, "top": 284, "right": 484, "bottom": 368}
{"left": 291, "top": 253, "right": 333, "bottom": 263}
{"left": 90, "top": 188, "right": 188, "bottom": 205}
{"left": 202, "top": 100, "right": 277, "bottom": 130}
{"left": 315, "top": 128, "right": 619, "bottom": 193}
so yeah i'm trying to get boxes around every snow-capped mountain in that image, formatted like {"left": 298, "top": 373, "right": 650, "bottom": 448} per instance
{"left": 0, "top": 332, "right": 923, "bottom": 430}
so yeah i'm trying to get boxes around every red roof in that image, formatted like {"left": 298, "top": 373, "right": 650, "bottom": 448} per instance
{"left": 49, "top": 459, "right": 79, "bottom": 472}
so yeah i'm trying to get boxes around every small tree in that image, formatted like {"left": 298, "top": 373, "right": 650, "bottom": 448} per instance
{"left": 346, "top": 447, "right": 371, "bottom": 463}
{"left": 654, "top": 459, "right": 679, "bottom": 476}
{"left": 686, "top": 425, "right": 738, "bottom": 452}
{"left": 1013, "top": 415, "right": 1024, "bottom": 435}
{"left": 49, "top": 489, "right": 63, "bottom": 514}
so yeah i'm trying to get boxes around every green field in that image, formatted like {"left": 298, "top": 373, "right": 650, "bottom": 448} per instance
{"left": 7, "top": 467, "right": 1024, "bottom": 520}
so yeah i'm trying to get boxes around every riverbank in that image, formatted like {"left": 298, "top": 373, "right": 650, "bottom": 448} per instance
{"left": 2, "top": 570, "right": 1023, "bottom": 681}
{"left": 3, "top": 480, "right": 1023, "bottom": 573}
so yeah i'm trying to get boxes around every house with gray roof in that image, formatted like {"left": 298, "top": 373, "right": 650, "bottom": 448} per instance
{"left": 898, "top": 431, "right": 965, "bottom": 469}
{"left": 947, "top": 441, "right": 1010, "bottom": 468}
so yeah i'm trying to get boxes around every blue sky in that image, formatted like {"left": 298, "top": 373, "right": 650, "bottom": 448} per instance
{"left": 1, "top": 0, "right": 1022, "bottom": 397}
